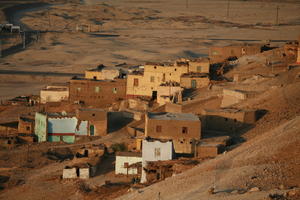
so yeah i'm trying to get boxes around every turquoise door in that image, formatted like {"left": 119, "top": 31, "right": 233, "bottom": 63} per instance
{"left": 90, "top": 125, "right": 94, "bottom": 136}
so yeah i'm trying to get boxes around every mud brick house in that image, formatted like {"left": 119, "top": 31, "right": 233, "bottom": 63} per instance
{"left": 35, "top": 112, "right": 88, "bottom": 143}
{"left": 126, "top": 59, "right": 211, "bottom": 99}
{"left": 40, "top": 85, "right": 69, "bottom": 104}
{"left": 180, "top": 73, "right": 210, "bottom": 89}
{"left": 157, "top": 82, "right": 183, "bottom": 105}
{"left": 115, "top": 152, "right": 142, "bottom": 175}
{"left": 126, "top": 62, "right": 188, "bottom": 98}
{"left": 145, "top": 112, "right": 201, "bottom": 154}
{"left": 76, "top": 108, "right": 107, "bottom": 136}
{"left": 201, "top": 108, "right": 256, "bottom": 134}
{"left": 221, "top": 88, "right": 256, "bottom": 108}
{"left": 85, "top": 64, "right": 120, "bottom": 80}
{"left": 209, "top": 44, "right": 262, "bottom": 64}
{"left": 18, "top": 116, "right": 35, "bottom": 134}
{"left": 141, "top": 139, "right": 174, "bottom": 183}
{"left": 69, "top": 77, "right": 126, "bottom": 107}
{"left": 188, "top": 57, "right": 210, "bottom": 74}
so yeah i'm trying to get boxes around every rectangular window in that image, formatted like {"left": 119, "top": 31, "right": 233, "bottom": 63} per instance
{"left": 112, "top": 88, "right": 117, "bottom": 94}
{"left": 154, "top": 148, "right": 161, "bottom": 158}
{"left": 150, "top": 76, "right": 155, "bottom": 82}
{"left": 156, "top": 125, "right": 162, "bottom": 133}
{"left": 133, "top": 78, "right": 139, "bottom": 86}
{"left": 182, "top": 127, "right": 188, "bottom": 134}
{"left": 95, "top": 86, "right": 100, "bottom": 93}
{"left": 197, "top": 66, "right": 202, "bottom": 72}
{"left": 124, "top": 162, "right": 129, "bottom": 168}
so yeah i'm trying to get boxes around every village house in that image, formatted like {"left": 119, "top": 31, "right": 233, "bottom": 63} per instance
{"left": 180, "top": 73, "right": 210, "bottom": 89}
{"left": 85, "top": 64, "right": 120, "bottom": 80}
{"left": 34, "top": 112, "right": 87, "bottom": 143}
{"left": 157, "top": 82, "right": 183, "bottom": 106}
{"left": 201, "top": 108, "right": 256, "bottom": 134}
{"left": 141, "top": 139, "right": 174, "bottom": 183}
{"left": 69, "top": 77, "right": 126, "bottom": 107}
{"left": 18, "top": 116, "right": 35, "bottom": 134}
{"left": 126, "top": 62, "right": 188, "bottom": 98}
{"left": 186, "top": 57, "right": 210, "bottom": 74}
{"left": 126, "top": 59, "right": 211, "bottom": 99}
{"left": 40, "top": 85, "right": 69, "bottom": 104}
{"left": 145, "top": 112, "right": 201, "bottom": 154}
{"left": 221, "top": 88, "right": 256, "bottom": 108}
{"left": 209, "top": 44, "right": 262, "bottom": 64}
{"left": 115, "top": 152, "right": 142, "bottom": 175}
{"left": 76, "top": 108, "right": 107, "bottom": 136}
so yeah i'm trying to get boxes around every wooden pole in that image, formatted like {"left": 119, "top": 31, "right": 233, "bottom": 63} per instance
{"left": 226, "top": 0, "right": 230, "bottom": 18}
{"left": 276, "top": 5, "right": 279, "bottom": 25}
{"left": 23, "top": 31, "right": 26, "bottom": 49}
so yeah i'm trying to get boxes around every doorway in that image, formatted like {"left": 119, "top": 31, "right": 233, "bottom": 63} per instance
{"left": 191, "top": 80, "right": 197, "bottom": 88}
{"left": 90, "top": 125, "right": 95, "bottom": 136}
{"left": 152, "top": 91, "right": 157, "bottom": 100}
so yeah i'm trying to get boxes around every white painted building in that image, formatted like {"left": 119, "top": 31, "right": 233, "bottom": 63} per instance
{"left": 141, "top": 139, "right": 174, "bottom": 183}
{"left": 115, "top": 152, "right": 142, "bottom": 175}
{"left": 40, "top": 85, "right": 69, "bottom": 104}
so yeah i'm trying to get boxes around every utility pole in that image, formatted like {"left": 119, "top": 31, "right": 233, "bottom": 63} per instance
{"left": 23, "top": 31, "right": 26, "bottom": 49}
{"left": 48, "top": 9, "right": 51, "bottom": 27}
{"left": 226, "top": 0, "right": 230, "bottom": 18}
{"left": 0, "top": 40, "right": 2, "bottom": 58}
{"left": 276, "top": 5, "right": 279, "bottom": 25}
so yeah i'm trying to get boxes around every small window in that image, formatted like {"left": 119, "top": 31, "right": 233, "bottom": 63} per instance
{"left": 26, "top": 126, "right": 30, "bottom": 131}
{"left": 182, "top": 127, "right": 188, "bottom": 134}
{"left": 150, "top": 76, "right": 155, "bottom": 82}
{"left": 113, "top": 88, "right": 117, "bottom": 94}
{"left": 95, "top": 86, "right": 100, "bottom": 93}
{"left": 174, "top": 68, "right": 177, "bottom": 71}
{"left": 156, "top": 125, "right": 162, "bottom": 133}
{"left": 234, "top": 119, "right": 237, "bottom": 123}
{"left": 154, "top": 66, "right": 157, "bottom": 69}
{"left": 93, "top": 76, "right": 97, "bottom": 80}
{"left": 133, "top": 78, "right": 139, "bottom": 86}
{"left": 154, "top": 148, "right": 161, "bottom": 157}
{"left": 197, "top": 66, "right": 202, "bottom": 72}
{"left": 92, "top": 113, "right": 95, "bottom": 116}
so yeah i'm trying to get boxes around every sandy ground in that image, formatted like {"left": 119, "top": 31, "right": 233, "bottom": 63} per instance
{"left": 0, "top": 0, "right": 300, "bottom": 100}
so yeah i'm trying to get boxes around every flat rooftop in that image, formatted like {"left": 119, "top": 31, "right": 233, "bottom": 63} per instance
{"left": 147, "top": 112, "right": 199, "bottom": 121}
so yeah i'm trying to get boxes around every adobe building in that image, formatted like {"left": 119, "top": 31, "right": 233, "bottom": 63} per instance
{"left": 85, "top": 64, "right": 120, "bottom": 80}
{"left": 126, "top": 62, "right": 188, "bottom": 98}
{"left": 35, "top": 112, "right": 88, "bottom": 143}
{"left": 180, "top": 73, "right": 210, "bottom": 89}
{"left": 209, "top": 44, "right": 262, "bottom": 64}
{"left": 201, "top": 108, "right": 256, "bottom": 133}
{"left": 221, "top": 88, "right": 256, "bottom": 108}
{"left": 157, "top": 82, "right": 183, "bottom": 106}
{"left": 40, "top": 85, "right": 69, "bottom": 104}
{"left": 69, "top": 77, "right": 126, "bottom": 107}
{"left": 115, "top": 152, "right": 142, "bottom": 175}
{"left": 145, "top": 112, "right": 201, "bottom": 154}
{"left": 141, "top": 139, "right": 174, "bottom": 183}
{"left": 297, "top": 36, "right": 300, "bottom": 64}
{"left": 18, "top": 116, "right": 35, "bottom": 134}
{"left": 76, "top": 108, "right": 107, "bottom": 136}
{"left": 186, "top": 57, "right": 210, "bottom": 74}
